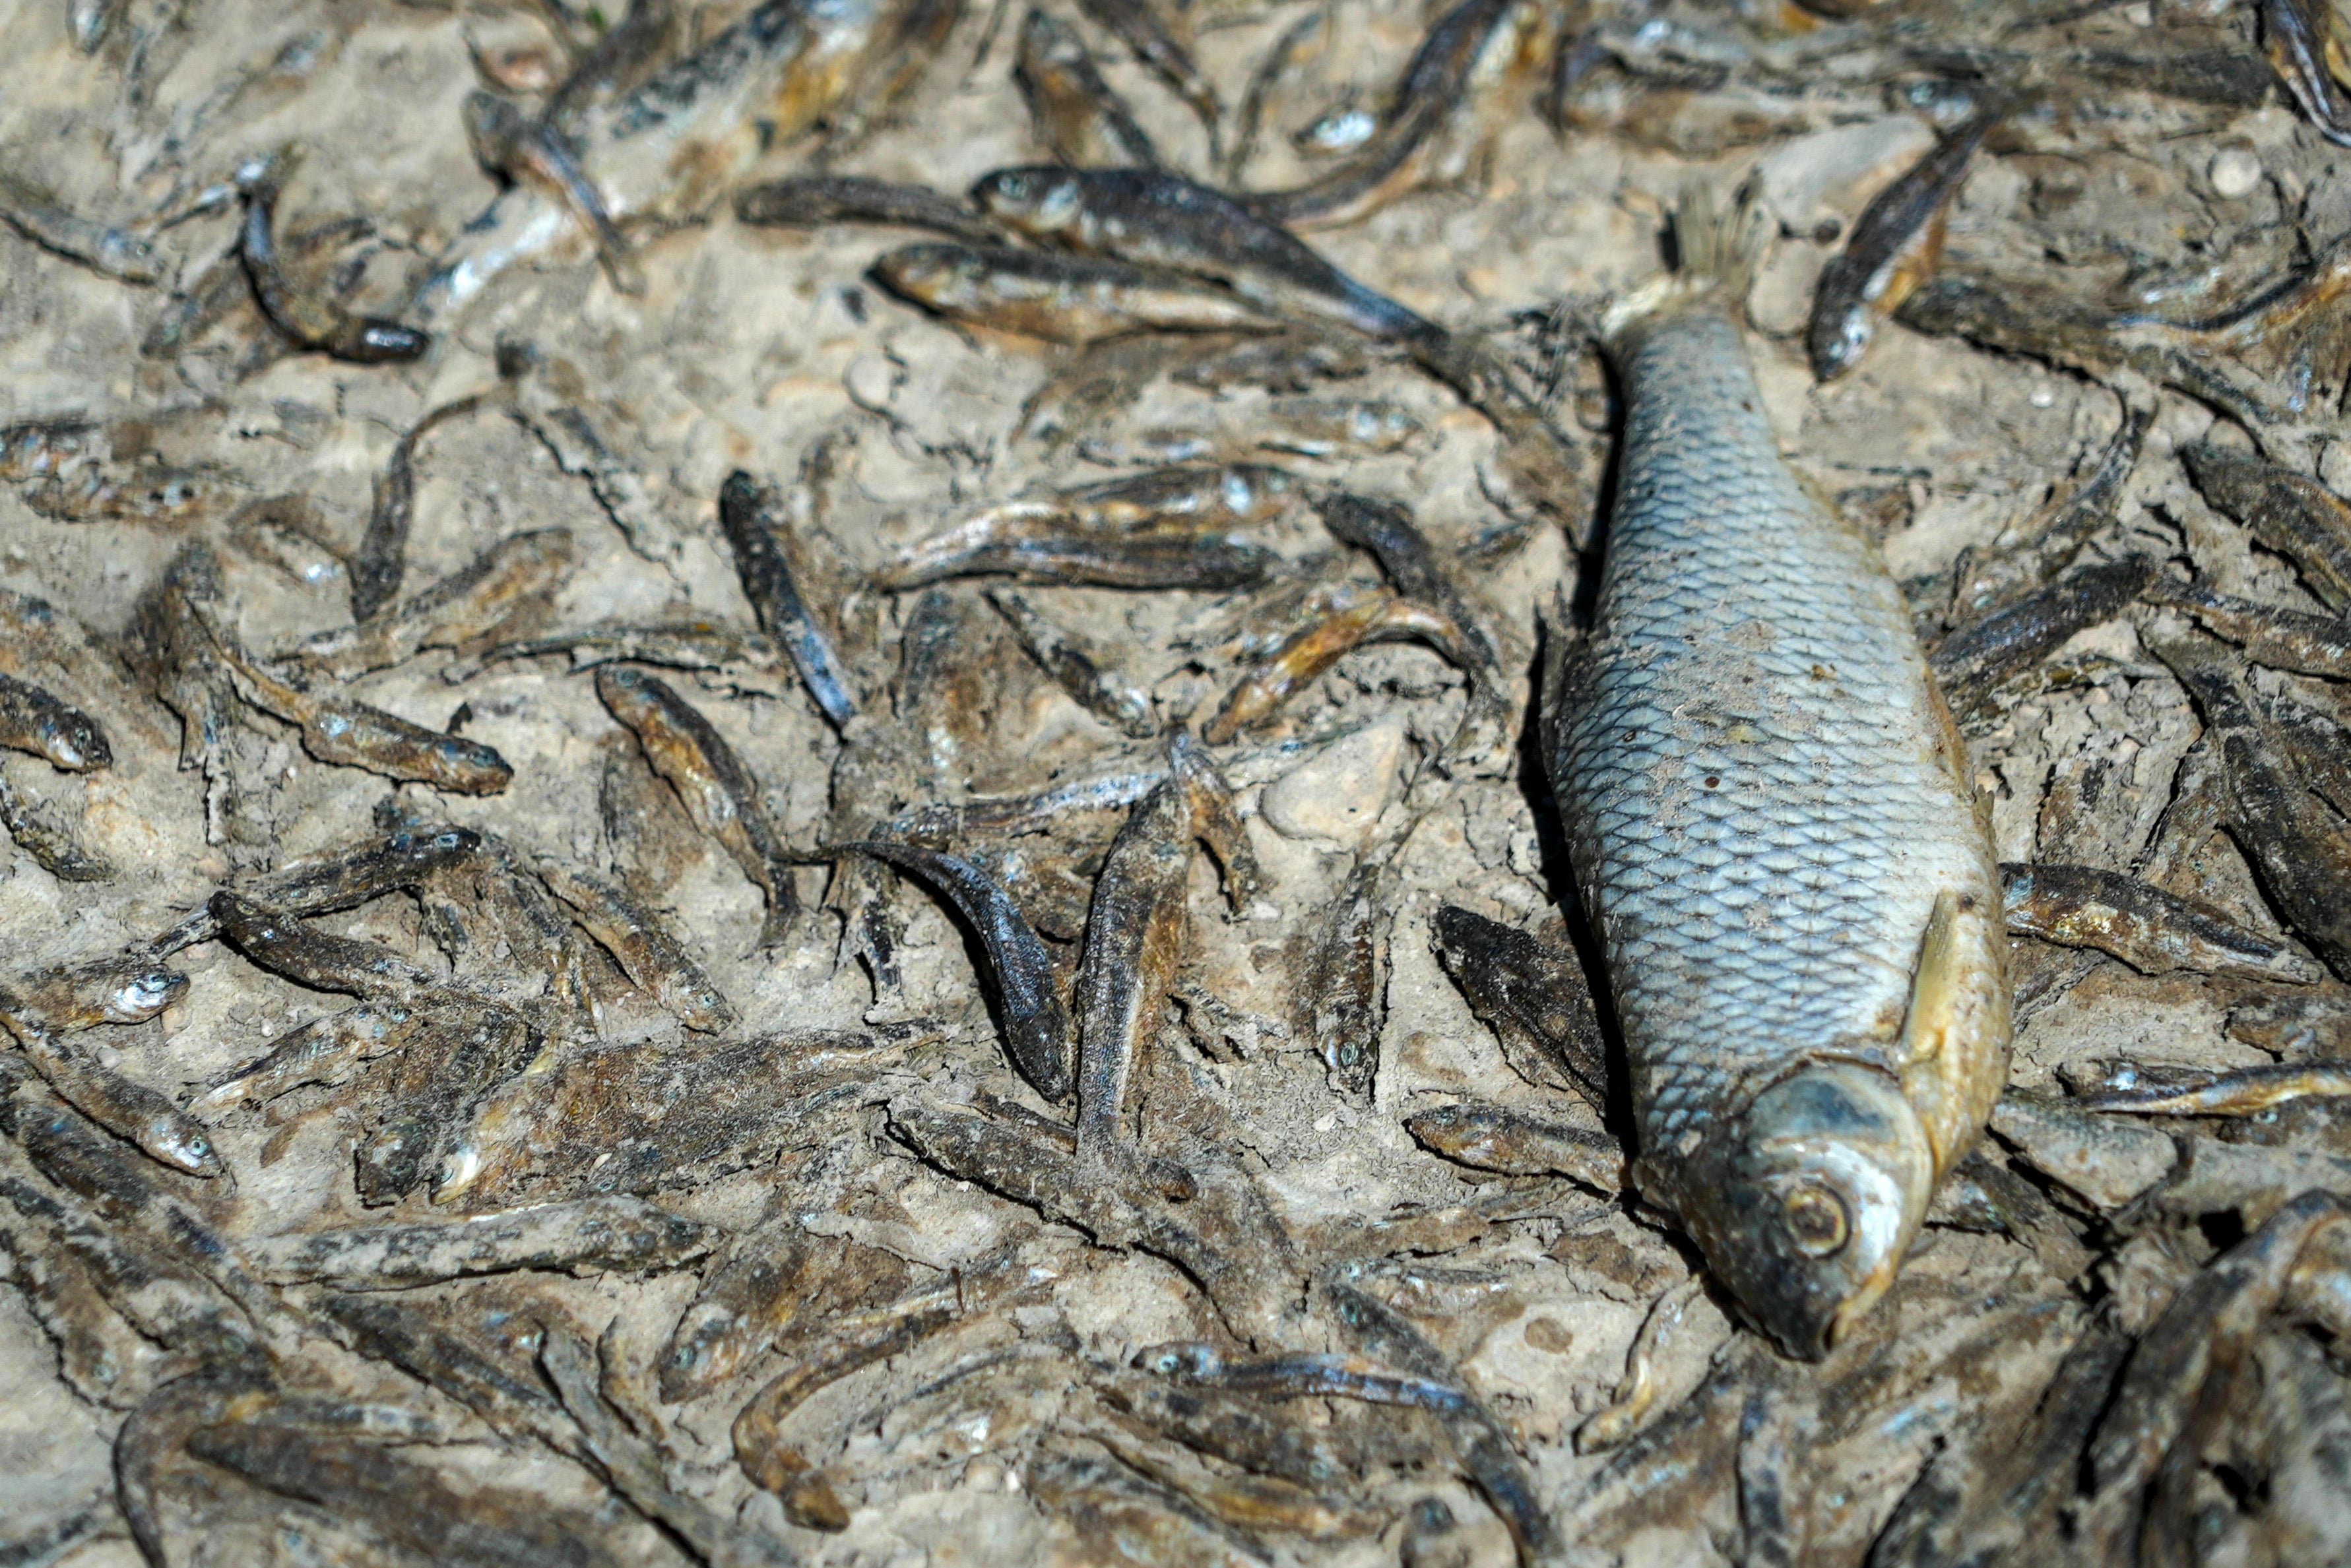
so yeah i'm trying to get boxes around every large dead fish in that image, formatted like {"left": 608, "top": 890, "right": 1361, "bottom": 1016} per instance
{"left": 1547, "top": 185, "right": 2011, "bottom": 1358}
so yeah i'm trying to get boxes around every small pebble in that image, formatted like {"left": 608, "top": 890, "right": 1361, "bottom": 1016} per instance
{"left": 1260, "top": 720, "right": 1405, "bottom": 844}
{"left": 2208, "top": 147, "right": 2262, "bottom": 201}
{"left": 844, "top": 353, "right": 898, "bottom": 411}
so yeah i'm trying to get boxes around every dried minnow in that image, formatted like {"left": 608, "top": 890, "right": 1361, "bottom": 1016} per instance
{"left": 201, "top": 610, "right": 514, "bottom": 794}
{"left": 1948, "top": 404, "right": 2151, "bottom": 622}
{"left": 2144, "top": 626, "right": 2351, "bottom": 980}
{"left": 135, "top": 542, "right": 240, "bottom": 807}
{"left": 717, "top": 470, "right": 857, "bottom": 728}
{"left": 1405, "top": 1102, "right": 1625, "bottom": 1191}
{"left": 1204, "top": 590, "right": 1471, "bottom": 743}
{"left": 350, "top": 394, "right": 493, "bottom": 620}
{"left": 461, "top": 90, "right": 648, "bottom": 298}
{"left": 1262, "top": 398, "right": 1425, "bottom": 458}
{"left": 595, "top": 665, "right": 798, "bottom": 944}
{"left": 988, "top": 586, "right": 1157, "bottom": 737}
{"left": 498, "top": 344, "right": 686, "bottom": 566}
{"left": 2000, "top": 862, "right": 2325, "bottom": 984}
{"left": 1137, "top": 1342, "right": 1469, "bottom": 1412}
{"left": 209, "top": 892, "right": 448, "bottom": 1001}
{"left": 2260, "top": 0, "right": 2351, "bottom": 146}
{"left": 357, "top": 1003, "right": 535, "bottom": 1207}
{"left": 874, "top": 518, "right": 1278, "bottom": 591}
{"left": 1015, "top": 7, "right": 1162, "bottom": 168}
{"left": 238, "top": 159, "right": 427, "bottom": 363}
{"left": 1072, "top": 0, "right": 1221, "bottom": 156}
{"left": 1929, "top": 556, "right": 2152, "bottom": 719}
{"left": 1807, "top": 110, "right": 1994, "bottom": 381}
{"left": 1223, "top": 7, "right": 1324, "bottom": 183}
{"left": 0, "top": 671, "right": 110, "bottom": 770}
{"left": 736, "top": 174, "right": 1001, "bottom": 242}
{"left": 2148, "top": 579, "right": 2351, "bottom": 680}
{"left": 831, "top": 838, "right": 1074, "bottom": 1099}
{"left": 294, "top": 528, "right": 578, "bottom": 680}
{"left": 0, "top": 768, "right": 113, "bottom": 882}
{"left": 1076, "top": 732, "right": 1263, "bottom": 1160}
{"left": 975, "top": 166, "right": 1440, "bottom": 344}
{"left": 0, "top": 170, "right": 162, "bottom": 284}
{"left": 465, "top": 620, "right": 798, "bottom": 697}
{"left": 1246, "top": 0, "right": 1543, "bottom": 229}
{"left": 0, "top": 956, "right": 185, "bottom": 1034}
{"left": 194, "top": 1002, "right": 425, "bottom": 1111}
{"left": 532, "top": 856, "right": 735, "bottom": 1033}
{"left": 2182, "top": 442, "right": 2351, "bottom": 612}
{"left": 873, "top": 243, "right": 1282, "bottom": 343}
{"left": 2070, "top": 1061, "right": 2351, "bottom": 1117}
{"left": 661, "top": 1220, "right": 911, "bottom": 1402}
{"left": 1430, "top": 906, "right": 1609, "bottom": 1106}
{"left": 7, "top": 1031, "right": 224, "bottom": 1179}
{"left": 1553, "top": 188, "right": 2011, "bottom": 1359}
{"left": 245, "top": 1196, "right": 713, "bottom": 1288}
{"left": 151, "top": 823, "right": 484, "bottom": 956}
{"left": 1576, "top": 1275, "right": 1705, "bottom": 1455}
{"left": 1085, "top": 1425, "right": 1377, "bottom": 1542}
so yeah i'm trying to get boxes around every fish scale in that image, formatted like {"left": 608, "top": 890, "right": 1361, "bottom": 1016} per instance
{"left": 1553, "top": 297, "right": 2008, "bottom": 1350}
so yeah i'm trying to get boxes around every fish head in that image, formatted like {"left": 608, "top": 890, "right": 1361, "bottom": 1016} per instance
{"left": 970, "top": 167, "right": 1083, "bottom": 239}
{"left": 105, "top": 964, "right": 189, "bottom": 1022}
{"left": 1807, "top": 301, "right": 1873, "bottom": 382}
{"left": 1684, "top": 1061, "right": 1933, "bottom": 1360}
{"left": 51, "top": 712, "right": 111, "bottom": 770}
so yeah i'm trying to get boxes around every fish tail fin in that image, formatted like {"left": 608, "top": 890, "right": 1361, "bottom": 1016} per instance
{"left": 1601, "top": 170, "right": 1770, "bottom": 347}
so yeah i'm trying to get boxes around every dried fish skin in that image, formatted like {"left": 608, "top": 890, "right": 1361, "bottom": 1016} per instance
{"left": 1929, "top": 557, "right": 2152, "bottom": 719}
{"left": 1429, "top": 906, "right": 1609, "bottom": 1106}
{"left": 1806, "top": 110, "right": 1991, "bottom": 382}
{"left": 0, "top": 671, "right": 111, "bottom": 770}
{"left": 209, "top": 892, "right": 448, "bottom": 1001}
{"left": 350, "top": 394, "right": 492, "bottom": 621}
{"left": 355, "top": 1002, "right": 536, "bottom": 1207}
{"left": 238, "top": 162, "right": 428, "bottom": 363}
{"left": 1404, "top": 1102, "right": 1625, "bottom": 1191}
{"left": 244, "top": 1195, "right": 714, "bottom": 1288}
{"left": 874, "top": 518, "right": 1279, "bottom": 591}
{"left": 716, "top": 470, "right": 858, "bottom": 728}
{"left": 1015, "top": 7, "right": 1163, "bottom": 168}
{"left": 736, "top": 174, "right": 1001, "bottom": 241}
{"left": 2182, "top": 442, "right": 2351, "bottom": 612}
{"left": 2000, "top": 862, "right": 2325, "bottom": 984}
{"left": 1202, "top": 591, "right": 1471, "bottom": 743}
{"left": 2148, "top": 578, "right": 2351, "bottom": 680}
{"left": 1555, "top": 224, "right": 2009, "bottom": 1358}
{"left": 532, "top": 856, "right": 736, "bottom": 1033}
{"left": 595, "top": 664, "right": 798, "bottom": 944}
{"left": 872, "top": 243, "right": 1281, "bottom": 343}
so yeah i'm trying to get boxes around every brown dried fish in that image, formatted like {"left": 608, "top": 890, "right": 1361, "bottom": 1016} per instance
{"left": 2000, "top": 862, "right": 2325, "bottom": 983}
{"left": 874, "top": 243, "right": 1282, "bottom": 343}
{"left": 210, "top": 892, "right": 447, "bottom": 1001}
{"left": 1016, "top": 7, "right": 1162, "bottom": 168}
{"left": 1430, "top": 906, "right": 1609, "bottom": 1106}
{"left": 1929, "top": 557, "right": 2152, "bottom": 718}
{"left": 194, "top": 1002, "right": 427, "bottom": 1111}
{"left": 238, "top": 158, "right": 427, "bottom": 363}
{"left": 245, "top": 1195, "right": 713, "bottom": 1288}
{"left": 152, "top": 823, "right": 484, "bottom": 956}
{"left": 466, "top": 620, "right": 799, "bottom": 697}
{"left": 1807, "top": 110, "right": 1993, "bottom": 382}
{"left": 1072, "top": 0, "right": 1221, "bottom": 155}
{"left": 2183, "top": 442, "right": 2351, "bottom": 612}
{"left": 1, "top": 955, "right": 185, "bottom": 1033}
{"left": 717, "top": 470, "right": 858, "bottom": 728}
{"left": 293, "top": 528, "right": 577, "bottom": 680}
{"left": 356, "top": 1002, "right": 536, "bottom": 1207}
{"left": 350, "top": 394, "right": 493, "bottom": 620}
{"left": 9, "top": 1030, "right": 224, "bottom": 1180}
{"left": 1404, "top": 1102, "right": 1624, "bottom": 1191}
{"left": 2149, "top": 578, "right": 2351, "bottom": 680}
{"left": 533, "top": 856, "right": 735, "bottom": 1033}
{"left": 988, "top": 586, "right": 1157, "bottom": 737}
{"left": 736, "top": 173, "right": 1001, "bottom": 241}
{"left": 0, "top": 672, "right": 110, "bottom": 770}
{"left": 1204, "top": 590, "right": 1472, "bottom": 743}
{"left": 0, "top": 767, "right": 114, "bottom": 881}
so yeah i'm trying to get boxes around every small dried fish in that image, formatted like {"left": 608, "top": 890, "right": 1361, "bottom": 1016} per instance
{"left": 2000, "top": 862, "right": 2325, "bottom": 984}
{"left": 717, "top": 470, "right": 857, "bottom": 728}
{"left": 988, "top": 586, "right": 1157, "bottom": 737}
{"left": 194, "top": 1002, "right": 426, "bottom": 1111}
{"left": 0, "top": 956, "right": 185, "bottom": 1033}
{"left": 152, "top": 823, "right": 484, "bottom": 956}
{"left": 595, "top": 665, "right": 798, "bottom": 944}
{"left": 1576, "top": 1276, "right": 1704, "bottom": 1454}
{"left": 2183, "top": 442, "right": 2351, "bottom": 612}
{"left": 1404, "top": 1102, "right": 1625, "bottom": 1191}
{"left": 356, "top": 1002, "right": 535, "bottom": 1206}
{"left": 2070, "top": 1061, "right": 2351, "bottom": 1117}
{"left": 465, "top": 620, "right": 798, "bottom": 697}
{"left": 873, "top": 243, "right": 1281, "bottom": 342}
{"left": 736, "top": 174, "right": 1000, "bottom": 242}
{"left": 1430, "top": 906, "right": 1609, "bottom": 1106}
{"left": 0, "top": 768, "right": 113, "bottom": 882}
{"left": 239, "top": 159, "right": 427, "bottom": 363}
{"left": 1204, "top": 590, "right": 1471, "bottom": 743}
{"left": 1807, "top": 110, "right": 1993, "bottom": 381}
{"left": 1929, "top": 557, "right": 2152, "bottom": 718}
{"left": 875, "top": 518, "right": 1278, "bottom": 591}
{"left": 9, "top": 1030, "right": 224, "bottom": 1179}
{"left": 245, "top": 1195, "right": 713, "bottom": 1288}
{"left": 210, "top": 892, "right": 449, "bottom": 1001}
{"left": 1138, "top": 1342, "right": 1469, "bottom": 1412}
{"left": 295, "top": 528, "right": 577, "bottom": 679}
{"left": 1947, "top": 404, "right": 2150, "bottom": 622}
{"left": 1072, "top": 0, "right": 1221, "bottom": 155}
{"left": 462, "top": 89, "right": 647, "bottom": 298}
{"left": 0, "top": 672, "right": 110, "bottom": 770}
{"left": 1015, "top": 7, "right": 1163, "bottom": 168}
{"left": 0, "top": 170, "right": 163, "bottom": 284}
{"left": 2260, "top": 0, "right": 2351, "bottom": 146}
{"left": 533, "top": 856, "right": 735, "bottom": 1033}
{"left": 350, "top": 394, "right": 492, "bottom": 621}
{"left": 2149, "top": 579, "right": 2351, "bottom": 680}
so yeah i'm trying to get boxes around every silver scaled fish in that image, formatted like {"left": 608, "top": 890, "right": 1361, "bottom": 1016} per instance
{"left": 1548, "top": 186, "right": 2011, "bottom": 1358}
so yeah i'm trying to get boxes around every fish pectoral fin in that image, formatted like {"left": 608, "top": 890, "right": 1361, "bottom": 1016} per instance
{"left": 1894, "top": 885, "right": 2013, "bottom": 1171}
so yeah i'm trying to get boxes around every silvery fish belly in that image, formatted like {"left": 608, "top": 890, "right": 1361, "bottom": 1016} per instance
{"left": 1550, "top": 302, "right": 2009, "bottom": 1358}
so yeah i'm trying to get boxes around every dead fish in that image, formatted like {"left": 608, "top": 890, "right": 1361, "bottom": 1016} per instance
{"left": 462, "top": 90, "right": 647, "bottom": 298}
{"left": 203, "top": 617, "right": 513, "bottom": 794}
{"left": 872, "top": 243, "right": 1281, "bottom": 343}
{"left": 2144, "top": 626, "right": 2351, "bottom": 981}
{"left": 1947, "top": 404, "right": 2152, "bottom": 622}
{"left": 736, "top": 173, "right": 1002, "bottom": 242}
{"left": 716, "top": 471, "right": 857, "bottom": 728}
{"left": 0, "top": 672, "right": 110, "bottom": 770}
{"left": 1223, "top": 7, "right": 1326, "bottom": 183}
{"left": 973, "top": 166, "right": 1441, "bottom": 343}
{"left": 465, "top": 620, "right": 798, "bottom": 697}
{"left": 1, "top": 956, "right": 185, "bottom": 1033}
{"left": 1072, "top": 0, "right": 1221, "bottom": 156}
{"left": 1431, "top": 906, "right": 1610, "bottom": 1106}
{"left": 2148, "top": 579, "right": 2351, "bottom": 681}
{"left": 1015, "top": 7, "right": 1163, "bottom": 168}
{"left": 321, "top": 1292, "right": 581, "bottom": 1453}
{"left": 497, "top": 343, "right": 686, "bottom": 565}
{"left": 2260, "top": 0, "right": 2351, "bottom": 146}
{"left": 356, "top": 1002, "right": 536, "bottom": 1207}
{"left": 1807, "top": 110, "right": 1994, "bottom": 381}
{"left": 1404, "top": 1102, "right": 1625, "bottom": 1191}
{"left": 1203, "top": 590, "right": 1471, "bottom": 743}
{"left": 152, "top": 823, "right": 484, "bottom": 956}
{"left": 1929, "top": 556, "right": 2152, "bottom": 718}
{"left": 1262, "top": 398, "right": 1425, "bottom": 458}
{"left": 2000, "top": 862, "right": 2325, "bottom": 984}
{"left": 135, "top": 541, "right": 240, "bottom": 785}
{"left": 194, "top": 1002, "right": 426, "bottom": 1111}
{"left": 1137, "top": 1342, "right": 1469, "bottom": 1412}
{"left": 595, "top": 665, "right": 798, "bottom": 945}
{"left": 2182, "top": 443, "right": 2351, "bottom": 612}
{"left": 209, "top": 892, "right": 448, "bottom": 1001}
{"left": 532, "top": 856, "right": 735, "bottom": 1033}
{"left": 2070, "top": 1060, "right": 2351, "bottom": 1116}
{"left": 874, "top": 519, "right": 1278, "bottom": 591}
{"left": 1553, "top": 188, "right": 2012, "bottom": 1358}
{"left": 660, "top": 1220, "right": 911, "bottom": 1403}
{"left": 68, "top": 0, "right": 126, "bottom": 53}
{"left": 1246, "top": 0, "right": 1546, "bottom": 229}
{"left": 987, "top": 587, "right": 1157, "bottom": 737}
{"left": 244, "top": 1195, "right": 713, "bottom": 1289}
{"left": 0, "top": 170, "right": 164, "bottom": 284}
{"left": 9, "top": 1032, "right": 225, "bottom": 1180}
{"left": 0, "top": 769, "right": 113, "bottom": 882}
{"left": 238, "top": 158, "right": 427, "bottom": 363}
{"left": 882, "top": 463, "right": 1294, "bottom": 585}
{"left": 350, "top": 394, "right": 493, "bottom": 621}
{"left": 294, "top": 528, "right": 578, "bottom": 680}
{"left": 829, "top": 838, "right": 1074, "bottom": 1099}
{"left": 1085, "top": 1424, "right": 1378, "bottom": 1542}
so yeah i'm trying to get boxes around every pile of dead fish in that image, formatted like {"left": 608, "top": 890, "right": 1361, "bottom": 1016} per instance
{"left": 7, "top": 0, "right": 2351, "bottom": 1563}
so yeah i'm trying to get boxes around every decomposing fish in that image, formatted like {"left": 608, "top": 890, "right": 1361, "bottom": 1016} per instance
{"left": 874, "top": 515, "right": 1277, "bottom": 590}
{"left": 7, "top": 1028, "right": 224, "bottom": 1180}
{"left": 0, "top": 767, "right": 113, "bottom": 882}
{"left": 1929, "top": 556, "right": 2152, "bottom": 718}
{"left": 973, "top": 166, "right": 1440, "bottom": 344}
{"left": 0, "top": 672, "right": 110, "bottom": 770}
{"left": 243, "top": 1195, "right": 713, "bottom": 1288}
{"left": 350, "top": 394, "right": 493, "bottom": 621}
{"left": 152, "top": 823, "right": 484, "bottom": 956}
{"left": 1807, "top": 110, "right": 1993, "bottom": 381}
{"left": 1430, "top": 906, "right": 1609, "bottom": 1106}
{"left": 465, "top": 620, "right": 798, "bottom": 697}
{"left": 356, "top": 1001, "right": 536, "bottom": 1207}
{"left": 1015, "top": 7, "right": 1162, "bottom": 168}
{"left": 736, "top": 174, "right": 1002, "bottom": 242}
{"left": 1551, "top": 189, "right": 2011, "bottom": 1358}
{"left": 1403, "top": 1102, "right": 1625, "bottom": 1191}
{"left": 532, "top": 856, "right": 736, "bottom": 1032}
{"left": 1576, "top": 1276, "right": 1706, "bottom": 1455}
{"left": 462, "top": 89, "right": 649, "bottom": 298}
{"left": 717, "top": 470, "right": 858, "bottom": 728}
{"left": 2000, "top": 862, "right": 2325, "bottom": 984}
{"left": 135, "top": 542, "right": 242, "bottom": 809}
{"left": 828, "top": 838, "right": 1074, "bottom": 1099}
{"left": 0, "top": 170, "right": 164, "bottom": 284}
{"left": 1138, "top": 1341, "right": 1468, "bottom": 1412}
{"left": 595, "top": 664, "right": 798, "bottom": 944}
{"left": 987, "top": 586, "right": 1157, "bottom": 737}
{"left": 2148, "top": 578, "right": 2351, "bottom": 680}
{"left": 2259, "top": 0, "right": 2351, "bottom": 146}
{"left": 2069, "top": 1059, "right": 2351, "bottom": 1116}
{"left": 238, "top": 158, "right": 428, "bottom": 363}
{"left": 209, "top": 892, "right": 449, "bottom": 1001}
{"left": 872, "top": 243, "right": 1281, "bottom": 343}
{"left": 1204, "top": 588, "right": 1471, "bottom": 743}
{"left": 0, "top": 956, "right": 185, "bottom": 1034}
{"left": 2182, "top": 441, "right": 2351, "bottom": 612}
{"left": 1946, "top": 404, "right": 2151, "bottom": 623}
{"left": 660, "top": 1218, "right": 911, "bottom": 1402}
{"left": 497, "top": 343, "right": 687, "bottom": 565}
{"left": 321, "top": 1291, "right": 582, "bottom": 1452}
{"left": 294, "top": 528, "right": 577, "bottom": 679}
{"left": 1222, "top": 5, "right": 1325, "bottom": 182}
{"left": 1246, "top": 0, "right": 1547, "bottom": 229}
{"left": 194, "top": 1002, "right": 427, "bottom": 1111}
{"left": 1072, "top": 0, "right": 1221, "bottom": 155}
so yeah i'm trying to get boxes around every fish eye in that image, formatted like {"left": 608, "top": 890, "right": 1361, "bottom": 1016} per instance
{"left": 1782, "top": 1184, "right": 1851, "bottom": 1257}
{"left": 435, "top": 832, "right": 465, "bottom": 850}
{"left": 998, "top": 173, "right": 1029, "bottom": 200}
